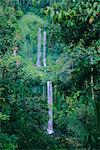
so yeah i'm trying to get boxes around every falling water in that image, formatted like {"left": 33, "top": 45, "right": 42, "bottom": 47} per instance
{"left": 36, "top": 27, "right": 41, "bottom": 67}
{"left": 36, "top": 28, "right": 54, "bottom": 134}
{"left": 43, "top": 30, "right": 47, "bottom": 67}
{"left": 47, "top": 81, "right": 54, "bottom": 134}
{"left": 43, "top": 30, "right": 47, "bottom": 101}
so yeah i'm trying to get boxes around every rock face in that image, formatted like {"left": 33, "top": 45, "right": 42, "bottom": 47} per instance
{"left": 36, "top": 27, "right": 41, "bottom": 67}
{"left": 47, "top": 81, "right": 54, "bottom": 134}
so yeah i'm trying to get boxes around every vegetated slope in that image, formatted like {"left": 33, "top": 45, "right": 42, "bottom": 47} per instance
{"left": 0, "top": 0, "right": 100, "bottom": 149}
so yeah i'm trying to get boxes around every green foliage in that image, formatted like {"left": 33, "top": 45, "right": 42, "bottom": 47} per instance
{"left": 66, "top": 92, "right": 96, "bottom": 144}
{"left": 44, "top": 0, "right": 100, "bottom": 147}
{"left": 0, "top": 1, "right": 58, "bottom": 149}
{"left": 17, "top": 13, "right": 47, "bottom": 63}
{"left": 45, "top": 0, "right": 99, "bottom": 45}
{"left": 0, "top": 133, "right": 18, "bottom": 150}
{"left": 0, "top": 0, "right": 100, "bottom": 149}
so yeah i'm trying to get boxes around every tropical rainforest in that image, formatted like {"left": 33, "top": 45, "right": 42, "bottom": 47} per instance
{"left": 0, "top": 0, "right": 100, "bottom": 149}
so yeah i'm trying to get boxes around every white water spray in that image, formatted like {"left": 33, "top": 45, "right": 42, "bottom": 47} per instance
{"left": 43, "top": 30, "right": 47, "bottom": 67}
{"left": 36, "top": 27, "right": 41, "bottom": 67}
{"left": 47, "top": 81, "right": 54, "bottom": 134}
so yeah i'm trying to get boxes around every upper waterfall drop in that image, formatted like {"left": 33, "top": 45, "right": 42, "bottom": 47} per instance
{"left": 43, "top": 30, "right": 47, "bottom": 67}
{"left": 36, "top": 27, "right": 41, "bottom": 67}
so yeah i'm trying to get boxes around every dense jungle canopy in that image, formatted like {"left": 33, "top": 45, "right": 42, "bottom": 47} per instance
{"left": 0, "top": 0, "right": 100, "bottom": 149}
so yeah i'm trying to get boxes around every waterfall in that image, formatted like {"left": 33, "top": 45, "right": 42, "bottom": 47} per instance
{"left": 36, "top": 27, "right": 41, "bottom": 67}
{"left": 43, "top": 30, "right": 47, "bottom": 101}
{"left": 43, "top": 30, "right": 47, "bottom": 67}
{"left": 47, "top": 81, "right": 54, "bottom": 134}
{"left": 36, "top": 28, "right": 54, "bottom": 134}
